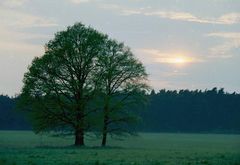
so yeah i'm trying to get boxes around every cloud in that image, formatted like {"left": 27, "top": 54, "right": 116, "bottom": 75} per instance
{"left": 161, "top": 70, "right": 188, "bottom": 77}
{"left": 0, "top": 0, "right": 28, "bottom": 8}
{"left": 143, "top": 11, "right": 240, "bottom": 25}
{"left": 150, "top": 79, "right": 199, "bottom": 91}
{"left": 99, "top": 4, "right": 145, "bottom": 15}
{"left": 0, "top": 26, "right": 51, "bottom": 43}
{"left": 206, "top": 32, "right": 240, "bottom": 58}
{"left": 0, "top": 8, "right": 58, "bottom": 28}
{"left": 0, "top": 1, "right": 56, "bottom": 62}
{"left": 218, "top": 13, "right": 240, "bottom": 25}
{"left": 208, "top": 42, "right": 240, "bottom": 58}
{"left": 68, "top": 0, "right": 91, "bottom": 4}
{"left": 0, "top": 40, "right": 43, "bottom": 57}
{"left": 150, "top": 80, "right": 173, "bottom": 90}
{"left": 135, "top": 48, "right": 203, "bottom": 64}
{"left": 100, "top": 4, "right": 240, "bottom": 25}
{"left": 0, "top": 26, "right": 46, "bottom": 57}
{"left": 0, "top": 26, "right": 47, "bottom": 96}
{"left": 0, "top": 0, "right": 58, "bottom": 28}
{"left": 0, "top": 0, "right": 60, "bottom": 95}
{"left": 207, "top": 32, "right": 240, "bottom": 39}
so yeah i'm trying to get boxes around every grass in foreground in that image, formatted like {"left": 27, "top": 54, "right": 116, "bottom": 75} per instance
{"left": 0, "top": 131, "right": 239, "bottom": 165}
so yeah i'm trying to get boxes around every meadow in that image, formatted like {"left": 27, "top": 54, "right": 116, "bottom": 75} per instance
{"left": 0, "top": 131, "right": 239, "bottom": 165}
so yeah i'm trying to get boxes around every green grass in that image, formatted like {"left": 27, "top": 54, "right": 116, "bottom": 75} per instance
{"left": 0, "top": 131, "right": 239, "bottom": 165}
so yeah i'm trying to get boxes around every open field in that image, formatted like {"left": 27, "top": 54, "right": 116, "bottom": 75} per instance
{"left": 0, "top": 131, "right": 239, "bottom": 165}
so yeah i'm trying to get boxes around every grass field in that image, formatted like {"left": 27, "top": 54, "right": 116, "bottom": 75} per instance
{"left": 0, "top": 131, "right": 239, "bottom": 165}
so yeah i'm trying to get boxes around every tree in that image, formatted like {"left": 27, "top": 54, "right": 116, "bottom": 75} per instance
{"left": 96, "top": 39, "right": 149, "bottom": 146}
{"left": 19, "top": 23, "right": 107, "bottom": 146}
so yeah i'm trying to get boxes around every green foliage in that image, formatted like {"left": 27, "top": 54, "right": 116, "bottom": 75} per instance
{"left": 19, "top": 23, "right": 107, "bottom": 134}
{"left": 18, "top": 22, "right": 149, "bottom": 145}
{"left": 94, "top": 39, "right": 149, "bottom": 145}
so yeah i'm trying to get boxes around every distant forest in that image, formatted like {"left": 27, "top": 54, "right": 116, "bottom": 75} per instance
{"left": 0, "top": 95, "right": 30, "bottom": 130}
{"left": 1, "top": 88, "right": 240, "bottom": 133}
{"left": 140, "top": 88, "right": 240, "bottom": 133}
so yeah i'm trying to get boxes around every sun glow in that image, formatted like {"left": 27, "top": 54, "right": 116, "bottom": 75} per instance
{"left": 172, "top": 57, "right": 187, "bottom": 64}
{"left": 157, "top": 55, "right": 193, "bottom": 65}
{"left": 138, "top": 49, "right": 201, "bottom": 66}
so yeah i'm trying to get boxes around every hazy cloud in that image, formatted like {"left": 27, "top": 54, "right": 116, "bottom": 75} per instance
{"left": 68, "top": 0, "right": 92, "bottom": 4}
{"left": 0, "top": 0, "right": 29, "bottom": 8}
{"left": 0, "top": 1, "right": 58, "bottom": 95}
{"left": 0, "top": 0, "right": 239, "bottom": 95}
{"left": 144, "top": 12, "right": 240, "bottom": 25}
{"left": 161, "top": 70, "right": 188, "bottom": 77}
{"left": 207, "top": 32, "right": 240, "bottom": 39}
{"left": 135, "top": 48, "right": 203, "bottom": 64}
{"left": 100, "top": 4, "right": 240, "bottom": 25}
{"left": 207, "top": 32, "right": 240, "bottom": 58}
{"left": 0, "top": 9, "right": 58, "bottom": 28}
{"left": 0, "top": 26, "right": 47, "bottom": 57}
{"left": 0, "top": 27, "right": 46, "bottom": 96}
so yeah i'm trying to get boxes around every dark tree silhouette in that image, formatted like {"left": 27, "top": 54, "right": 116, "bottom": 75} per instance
{"left": 141, "top": 88, "right": 240, "bottom": 133}
{"left": 0, "top": 95, "right": 30, "bottom": 130}
{"left": 96, "top": 39, "right": 148, "bottom": 146}
{"left": 19, "top": 23, "right": 107, "bottom": 146}
{"left": 1, "top": 88, "right": 240, "bottom": 133}
{"left": 18, "top": 22, "right": 149, "bottom": 147}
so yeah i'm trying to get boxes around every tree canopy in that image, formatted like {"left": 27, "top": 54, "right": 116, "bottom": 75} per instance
{"left": 19, "top": 23, "right": 148, "bottom": 146}
{"left": 96, "top": 39, "right": 148, "bottom": 146}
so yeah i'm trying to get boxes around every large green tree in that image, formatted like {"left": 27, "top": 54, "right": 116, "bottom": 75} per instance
{"left": 96, "top": 39, "right": 149, "bottom": 146}
{"left": 20, "top": 22, "right": 149, "bottom": 147}
{"left": 20, "top": 23, "right": 107, "bottom": 146}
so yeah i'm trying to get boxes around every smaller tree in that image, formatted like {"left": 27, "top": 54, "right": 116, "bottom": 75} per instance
{"left": 96, "top": 39, "right": 149, "bottom": 146}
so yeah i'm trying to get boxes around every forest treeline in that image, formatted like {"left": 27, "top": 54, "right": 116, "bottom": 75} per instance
{"left": 0, "top": 87, "right": 240, "bottom": 133}
{"left": 0, "top": 95, "right": 30, "bottom": 130}
{"left": 140, "top": 88, "right": 240, "bottom": 133}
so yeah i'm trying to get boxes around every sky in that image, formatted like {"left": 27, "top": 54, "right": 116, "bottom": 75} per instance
{"left": 0, "top": 0, "right": 240, "bottom": 96}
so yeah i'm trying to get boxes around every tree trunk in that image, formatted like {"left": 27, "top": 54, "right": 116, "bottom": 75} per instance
{"left": 75, "top": 128, "right": 84, "bottom": 146}
{"left": 75, "top": 96, "right": 85, "bottom": 146}
{"left": 101, "top": 96, "right": 110, "bottom": 147}
{"left": 101, "top": 115, "right": 108, "bottom": 147}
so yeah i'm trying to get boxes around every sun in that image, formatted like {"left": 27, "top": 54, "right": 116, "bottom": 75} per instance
{"left": 172, "top": 57, "right": 187, "bottom": 64}
{"left": 157, "top": 55, "right": 193, "bottom": 65}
